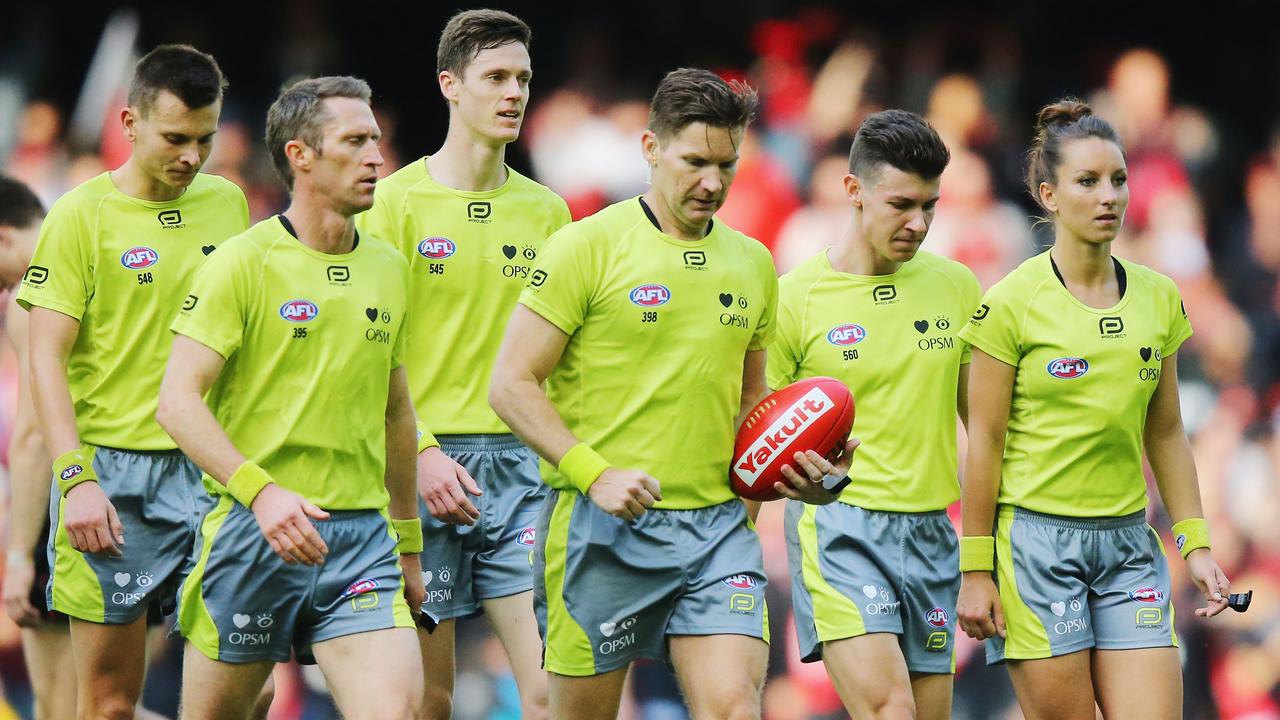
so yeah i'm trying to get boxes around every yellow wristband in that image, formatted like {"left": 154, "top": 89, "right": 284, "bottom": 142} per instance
{"left": 227, "top": 461, "right": 273, "bottom": 508}
{"left": 959, "top": 535, "right": 996, "bottom": 572}
{"left": 390, "top": 517, "right": 423, "bottom": 554}
{"left": 416, "top": 420, "right": 440, "bottom": 454}
{"left": 558, "top": 443, "right": 611, "bottom": 494}
{"left": 1171, "top": 517, "right": 1210, "bottom": 558}
{"left": 54, "top": 447, "right": 98, "bottom": 496}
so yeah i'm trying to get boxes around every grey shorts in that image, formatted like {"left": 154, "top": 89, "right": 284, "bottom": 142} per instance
{"left": 418, "top": 434, "right": 547, "bottom": 620}
{"left": 785, "top": 501, "right": 959, "bottom": 673}
{"left": 177, "top": 497, "right": 414, "bottom": 664}
{"left": 47, "top": 447, "right": 212, "bottom": 624}
{"left": 987, "top": 506, "right": 1177, "bottom": 664}
{"left": 533, "top": 490, "right": 769, "bottom": 677}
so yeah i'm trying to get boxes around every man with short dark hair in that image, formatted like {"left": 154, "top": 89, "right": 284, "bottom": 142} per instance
{"left": 16, "top": 44, "right": 249, "bottom": 719}
{"left": 489, "top": 68, "right": 851, "bottom": 720}
{"left": 357, "top": 9, "right": 569, "bottom": 718}
{"left": 0, "top": 175, "right": 78, "bottom": 720}
{"left": 769, "top": 109, "right": 978, "bottom": 720}
{"left": 158, "top": 75, "right": 424, "bottom": 719}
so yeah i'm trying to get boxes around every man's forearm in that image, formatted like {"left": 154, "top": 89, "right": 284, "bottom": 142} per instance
{"left": 156, "top": 390, "right": 246, "bottom": 485}
{"left": 385, "top": 405, "right": 418, "bottom": 520}
{"left": 6, "top": 429, "right": 52, "bottom": 557}
{"left": 491, "top": 375, "right": 580, "bottom": 466}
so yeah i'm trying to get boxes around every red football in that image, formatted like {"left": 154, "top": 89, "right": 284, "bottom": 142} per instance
{"left": 730, "top": 377, "right": 855, "bottom": 501}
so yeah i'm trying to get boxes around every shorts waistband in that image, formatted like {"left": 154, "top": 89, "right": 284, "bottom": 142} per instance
{"left": 437, "top": 433, "right": 527, "bottom": 452}
{"left": 310, "top": 509, "right": 385, "bottom": 526}
{"left": 1000, "top": 505, "right": 1146, "bottom": 530}
{"left": 836, "top": 501, "right": 949, "bottom": 519}
{"left": 92, "top": 445, "right": 187, "bottom": 457}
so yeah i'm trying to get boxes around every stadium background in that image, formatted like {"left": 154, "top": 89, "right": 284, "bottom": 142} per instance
{"left": 1, "top": 2, "right": 1278, "bottom": 718}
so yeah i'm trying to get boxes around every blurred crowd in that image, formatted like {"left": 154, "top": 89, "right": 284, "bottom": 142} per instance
{"left": 1, "top": 7, "right": 1279, "bottom": 720}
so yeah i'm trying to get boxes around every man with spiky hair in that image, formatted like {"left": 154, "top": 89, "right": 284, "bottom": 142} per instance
{"left": 358, "top": 10, "right": 570, "bottom": 718}
{"left": 770, "top": 110, "right": 977, "bottom": 720}
{"left": 491, "top": 68, "right": 850, "bottom": 720}
{"left": 17, "top": 44, "right": 249, "bottom": 719}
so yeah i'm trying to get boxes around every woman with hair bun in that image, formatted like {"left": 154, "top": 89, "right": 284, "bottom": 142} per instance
{"left": 954, "top": 98, "right": 1231, "bottom": 718}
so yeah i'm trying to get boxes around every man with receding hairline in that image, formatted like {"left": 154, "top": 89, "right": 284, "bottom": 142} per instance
{"left": 358, "top": 10, "right": 569, "bottom": 718}
{"left": 17, "top": 44, "right": 249, "bottom": 720}
{"left": 490, "top": 68, "right": 848, "bottom": 720}
{"left": 158, "top": 74, "right": 424, "bottom": 720}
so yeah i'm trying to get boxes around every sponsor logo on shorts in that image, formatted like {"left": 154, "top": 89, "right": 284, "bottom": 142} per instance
{"left": 925, "top": 607, "right": 949, "bottom": 627}
{"left": 109, "top": 570, "right": 152, "bottom": 607}
{"left": 629, "top": 284, "right": 670, "bottom": 306}
{"left": 417, "top": 237, "right": 457, "bottom": 258}
{"left": 733, "top": 387, "right": 835, "bottom": 488}
{"left": 423, "top": 566, "right": 453, "bottom": 604}
{"left": 599, "top": 615, "right": 638, "bottom": 654}
{"left": 516, "top": 527, "right": 536, "bottom": 546}
{"left": 1135, "top": 607, "right": 1164, "bottom": 628}
{"left": 135, "top": 572, "right": 153, "bottom": 588}
{"left": 729, "top": 593, "right": 757, "bottom": 615}
{"left": 229, "top": 612, "right": 272, "bottom": 645}
{"left": 121, "top": 246, "right": 159, "bottom": 269}
{"left": 827, "top": 323, "right": 867, "bottom": 346}
{"left": 925, "top": 631, "right": 949, "bottom": 652}
{"left": 279, "top": 299, "right": 319, "bottom": 322}
{"left": 1128, "top": 587, "right": 1165, "bottom": 604}
{"left": 60, "top": 465, "right": 84, "bottom": 481}
{"left": 1046, "top": 357, "right": 1089, "bottom": 379}
{"left": 722, "top": 574, "right": 758, "bottom": 590}
{"left": 1053, "top": 618, "right": 1087, "bottom": 635}
{"left": 342, "top": 578, "right": 379, "bottom": 598}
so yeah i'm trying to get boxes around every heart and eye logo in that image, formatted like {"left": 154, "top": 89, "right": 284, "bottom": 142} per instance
{"left": 719, "top": 293, "right": 733, "bottom": 308}
{"left": 502, "top": 245, "right": 517, "bottom": 259}
{"left": 1050, "top": 601, "right": 1066, "bottom": 617}
{"left": 914, "top": 320, "right": 929, "bottom": 333}
{"left": 233, "top": 614, "right": 251, "bottom": 629}
{"left": 366, "top": 307, "right": 378, "bottom": 322}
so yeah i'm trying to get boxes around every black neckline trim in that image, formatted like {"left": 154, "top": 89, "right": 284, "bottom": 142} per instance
{"left": 276, "top": 214, "right": 359, "bottom": 249}
{"left": 1050, "top": 254, "right": 1126, "bottom": 298}
{"left": 637, "top": 197, "right": 713, "bottom": 235}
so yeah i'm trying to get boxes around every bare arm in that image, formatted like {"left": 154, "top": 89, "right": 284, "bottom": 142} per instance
{"left": 956, "top": 361, "right": 970, "bottom": 430}
{"left": 157, "top": 334, "right": 330, "bottom": 565}
{"left": 385, "top": 365, "right": 423, "bottom": 615}
{"left": 5, "top": 301, "right": 52, "bottom": 558}
{"left": 156, "top": 335, "right": 244, "bottom": 482}
{"left": 960, "top": 350, "right": 1012, "bottom": 541}
{"left": 3, "top": 300, "right": 53, "bottom": 626}
{"left": 956, "top": 348, "right": 1014, "bottom": 641}
{"left": 27, "top": 307, "right": 83, "bottom": 456}
{"left": 736, "top": 351, "right": 769, "bottom": 522}
{"left": 1144, "top": 352, "right": 1230, "bottom": 617}
{"left": 1143, "top": 354, "right": 1203, "bottom": 522}
{"left": 384, "top": 366, "right": 417, "bottom": 522}
{"left": 488, "top": 305, "right": 579, "bottom": 464}
{"left": 490, "top": 305, "right": 661, "bottom": 519}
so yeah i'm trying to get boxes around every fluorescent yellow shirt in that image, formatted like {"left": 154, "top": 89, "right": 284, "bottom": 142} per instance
{"left": 16, "top": 172, "right": 248, "bottom": 450}
{"left": 957, "top": 251, "right": 1193, "bottom": 517}
{"left": 767, "top": 249, "right": 981, "bottom": 511}
{"left": 357, "top": 159, "right": 571, "bottom": 434}
{"left": 171, "top": 218, "right": 409, "bottom": 510}
{"left": 520, "top": 198, "right": 778, "bottom": 509}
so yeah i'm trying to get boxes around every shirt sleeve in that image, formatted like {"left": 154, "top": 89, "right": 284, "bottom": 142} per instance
{"left": 956, "top": 278, "right": 1022, "bottom": 367}
{"left": 1162, "top": 277, "right": 1193, "bottom": 357}
{"left": 355, "top": 186, "right": 400, "bottom": 252}
{"left": 170, "top": 243, "right": 252, "bottom": 359}
{"left": 15, "top": 200, "right": 92, "bottom": 319}
{"left": 518, "top": 225, "right": 593, "bottom": 336}
{"left": 748, "top": 245, "right": 779, "bottom": 351}
{"left": 765, "top": 279, "right": 802, "bottom": 390}
{"left": 957, "top": 266, "right": 983, "bottom": 365}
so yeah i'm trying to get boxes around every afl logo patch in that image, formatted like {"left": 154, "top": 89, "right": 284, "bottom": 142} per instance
{"left": 516, "top": 527, "right": 536, "bottom": 546}
{"left": 1046, "top": 357, "right": 1089, "bottom": 379}
{"left": 629, "top": 284, "right": 670, "bottom": 306}
{"left": 722, "top": 574, "right": 758, "bottom": 590}
{"left": 926, "top": 607, "right": 949, "bottom": 627}
{"left": 827, "top": 324, "right": 867, "bottom": 346}
{"left": 121, "top": 247, "right": 159, "bottom": 269}
{"left": 417, "top": 237, "right": 456, "bottom": 259}
{"left": 279, "top": 300, "right": 319, "bottom": 322}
